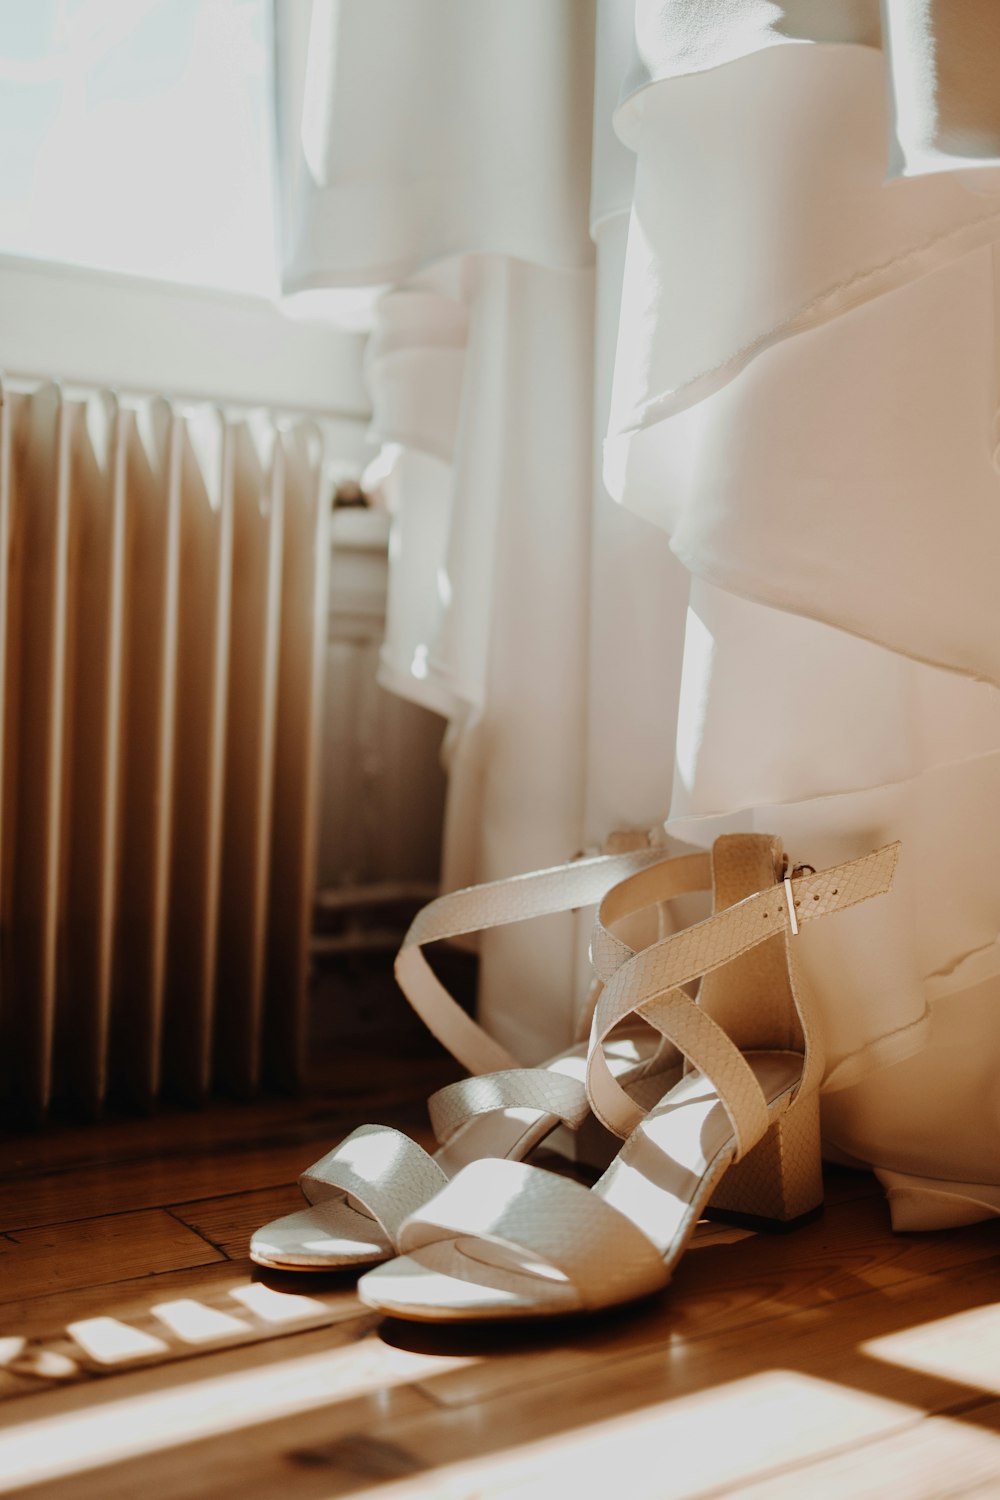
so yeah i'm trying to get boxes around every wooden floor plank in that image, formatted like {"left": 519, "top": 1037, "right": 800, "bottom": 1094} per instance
{"left": 0, "top": 1210, "right": 223, "bottom": 1304}
{"left": 0, "top": 1258, "right": 373, "bottom": 1398}
{"left": 3, "top": 1384, "right": 432, "bottom": 1500}
{"left": 3, "top": 1259, "right": 319, "bottom": 1339}
{"left": 0, "top": 1088, "right": 994, "bottom": 1500}
{"left": 0, "top": 1110, "right": 439, "bottom": 1235}
{"left": 0, "top": 1141, "right": 340, "bottom": 1234}
{"left": 390, "top": 1198, "right": 1000, "bottom": 1411}
{"left": 170, "top": 1186, "right": 305, "bottom": 1260}
{"left": 7, "top": 1221, "right": 994, "bottom": 1500}
{"left": 0, "top": 1371, "right": 39, "bottom": 1400}
{"left": 0, "top": 1045, "right": 454, "bottom": 1183}
{"left": 334, "top": 1399, "right": 1000, "bottom": 1500}
{"left": 326, "top": 1259, "right": 1000, "bottom": 1500}
{"left": 724, "top": 1396, "right": 1000, "bottom": 1499}
{"left": 0, "top": 1322, "right": 454, "bottom": 1499}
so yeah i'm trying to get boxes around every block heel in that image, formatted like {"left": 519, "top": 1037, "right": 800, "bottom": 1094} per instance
{"left": 707, "top": 1088, "right": 824, "bottom": 1232}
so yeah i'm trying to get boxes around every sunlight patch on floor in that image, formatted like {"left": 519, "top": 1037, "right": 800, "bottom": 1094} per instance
{"left": 67, "top": 1318, "right": 169, "bottom": 1365}
{"left": 229, "top": 1284, "right": 330, "bottom": 1324}
{"left": 0, "top": 1334, "right": 476, "bottom": 1492}
{"left": 150, "top": 1300, "right": 250, "bottom": 1344}
{"left": 863, "top": 1303, "right": 1000, "bottom": 1395}
{"left": 0, "top": 1338, "right": 78, "bottom": 1382}
{"left": 380, "top": 1370, "right": 924, "bottom": 1500}
{"left": 13, "top": 1349, "right": 78, "bottom": 1381}
{"left": 706, "top": 1407, "right": 1000, "bottom": 1499}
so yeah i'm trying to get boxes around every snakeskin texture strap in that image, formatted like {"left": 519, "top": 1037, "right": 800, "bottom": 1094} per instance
{"left": 398, "top": 1157, "right": 670, "bottom": 1307}
{"left": 587, "top": 842, "right": 900, "bottom": 1139}
{"left": 394, "top": 839, "right": 674, "bottom": 1076}
{"left": 590, "top": 850, "right": 712, "bottom": 982}
{"left": 300, "top": 1124, "right": 449, "bottom": 1240}
{"left": 427, "top": 1068, "right": 590, "bottom": 1144}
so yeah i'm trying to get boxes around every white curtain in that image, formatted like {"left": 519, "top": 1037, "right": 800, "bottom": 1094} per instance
{"left": 273, "top": 0, "right": 1000, "bottom": 1226}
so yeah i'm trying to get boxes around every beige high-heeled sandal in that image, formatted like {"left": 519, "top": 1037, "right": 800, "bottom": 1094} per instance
{"left": 357, "top": 834, "right": 899, "bottom": 1319}
{"left": 250, "top": 836, "right": 711, "bottom": 1272}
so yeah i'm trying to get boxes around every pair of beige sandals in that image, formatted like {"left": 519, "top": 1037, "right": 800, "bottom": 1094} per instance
{"left": 250, "top": 832, "right": 899, "bottom": 1322}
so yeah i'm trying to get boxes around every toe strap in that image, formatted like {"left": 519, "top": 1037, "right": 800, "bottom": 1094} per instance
{"left": 427, "top": 1069, "right": 590, "bottom": 1145}
{"left": 300, "top": 1125, "right": 449, "bottom": 1244}
{"left": 397, "top": 1158, "right": 669, "bottom": 1308}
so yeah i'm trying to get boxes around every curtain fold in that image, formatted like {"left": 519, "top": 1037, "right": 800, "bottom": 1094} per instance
{"left": 273, "top": 0, "right": 1000, "bottom": 1224}
{"left": 274, "top": 0, "right": 596, "bottom": 297}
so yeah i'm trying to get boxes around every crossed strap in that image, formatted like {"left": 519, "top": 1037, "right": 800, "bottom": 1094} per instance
{"left": 590, "top": 850, "right": 712, "bottom": 981}
{"left": 587, "top": 843, "right": 901, "bottom": 1149}
{"left": 394, "top": 839, "right": 676, "bottom": 1076}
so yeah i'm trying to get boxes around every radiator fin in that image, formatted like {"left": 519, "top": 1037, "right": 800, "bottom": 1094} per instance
{"left": 0, "top": 382, "right": 328, "bottom": 1120}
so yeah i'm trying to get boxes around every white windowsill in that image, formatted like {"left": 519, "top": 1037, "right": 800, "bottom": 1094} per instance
{"left": 0, "top": 253, "right": 372, "bottom": 428}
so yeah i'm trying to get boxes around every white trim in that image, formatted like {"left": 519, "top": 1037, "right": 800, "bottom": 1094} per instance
{"left": 0, "top": 254, "right": 371, "bottom": 421}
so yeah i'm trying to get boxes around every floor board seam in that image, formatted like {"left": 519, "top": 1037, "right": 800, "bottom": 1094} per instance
{"left": 690, "top": 1409, "right": 931, "bottom": 1500}
{"left": 162, "top": 1205, "right": 235, "bottom": 1260}
{"left": 412, "top": 1252, "right": 1000, "bottom": 1411}
{"left": 0, "top": 1262, "right": 257, "bottom": 1318}
{"left": 0, "top": 1186, "right": 301, "bottom": 1235}
{"left": 0, "top": 1255, "right": 231, "bottom": 1313}
{"left": 1, "top": 1098, "right": 995, "bottom": 1500}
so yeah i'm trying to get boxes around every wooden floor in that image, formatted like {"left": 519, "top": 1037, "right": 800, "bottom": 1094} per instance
{"left": 1, "top": 1044, "right": 999, "bottom": 1500}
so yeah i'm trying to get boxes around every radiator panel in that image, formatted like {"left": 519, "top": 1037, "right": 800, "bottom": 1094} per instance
{"left": 0, "top": 384, "right": 328, "bottom": 1120}
{"left": 113, "top": 400, "right": 181, "bottom": 1109}
{"left": 215, "top": 418, "right": 283, "bottom": 1096}
{"left": 265, "top": 423, "right": 329, "bottom": 1093}
{"left": 56, "top": 393, "right": 125, "bottom": 1115}
{"left": 3, "top": 387, "right": 69, "bottom": 1120}
{"left": 161, "top": 409, "right": 235, "bottom": 1102}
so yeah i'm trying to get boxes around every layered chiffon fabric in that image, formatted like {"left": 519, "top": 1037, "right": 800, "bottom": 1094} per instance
{"left": 611, "top": 2, "right": 1000, "bottom": 1226}
{"left": 273, "top": 0, "right": 1000, "bottom": 1226}
{"left": 274, "top": 1, "right": 607, "bottom": 1058}
{"left": 365, "top": 255, "right": 599, "bottom": 1063}
{"left": 273, "top": 0, "right": 596, "bottom": 296}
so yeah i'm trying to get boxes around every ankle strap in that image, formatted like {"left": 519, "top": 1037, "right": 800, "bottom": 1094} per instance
{"left": 587, "top": 842, "right": 900, "bottom": 1139}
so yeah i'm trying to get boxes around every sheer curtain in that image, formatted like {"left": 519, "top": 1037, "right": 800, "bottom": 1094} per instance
{"left": 273, "top": 0, "right": 1000, "bottom": 1226}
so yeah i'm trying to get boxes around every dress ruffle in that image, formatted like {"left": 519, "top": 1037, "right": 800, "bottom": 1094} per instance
{"left": 607, "top": 3, "right": 1000, "bottom": 1227}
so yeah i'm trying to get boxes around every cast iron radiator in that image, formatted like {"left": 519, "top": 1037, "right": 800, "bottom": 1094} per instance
{"left": 0, "top": 380, "right": 330, "bottom": 1121}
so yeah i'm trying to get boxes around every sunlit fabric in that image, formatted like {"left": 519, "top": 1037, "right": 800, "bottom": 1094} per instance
{"left": 273, "top": 0, "right": 1000, "bottom": 1223}
{"left": 272, "top": 0, "right": 596, "bottom": 294}
{"left": 612, "top": 0, "right": 1000, "bottom": 1225}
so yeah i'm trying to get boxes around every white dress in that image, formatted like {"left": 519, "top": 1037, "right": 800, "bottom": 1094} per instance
{"left": 273, "top": 0, "right": 1000, "bottom": 1227}
{"left": 606, "top": 0, "right": 1000, "bottom": 1227}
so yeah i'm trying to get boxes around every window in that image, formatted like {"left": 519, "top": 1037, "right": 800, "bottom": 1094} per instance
{"left": 0, "top": 0, "right": 275, "bottom": 297}
{"left": 0, "top": 0, "right": 369, "bottom": 422}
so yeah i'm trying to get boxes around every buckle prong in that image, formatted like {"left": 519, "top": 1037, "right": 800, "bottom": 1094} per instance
{"left": 783, "top": 875, "right": 799, "bottom": 936}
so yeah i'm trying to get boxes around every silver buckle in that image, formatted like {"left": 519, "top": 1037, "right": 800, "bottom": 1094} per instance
{"left": 783, "top": 875, "right": 799, "bottom": 936}
{"left": 780, "top": 859, "right": 815, "bottom": 937}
